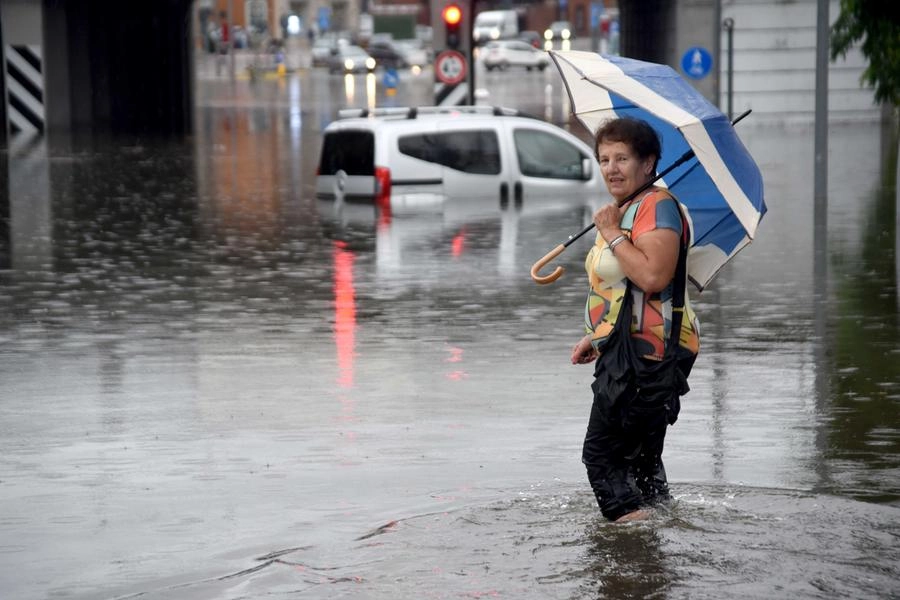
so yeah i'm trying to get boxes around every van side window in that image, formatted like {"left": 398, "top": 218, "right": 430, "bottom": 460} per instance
{"left": 398, "top": 130, "right": 501, "bottom": 175}
{"left": 319, "top": 130, "right": 375, "bottom": 175}
{"left": 513, "top": 128, "right": 586, "bottom": 180}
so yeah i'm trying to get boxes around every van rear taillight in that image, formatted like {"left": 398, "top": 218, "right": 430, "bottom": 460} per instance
{"left": 374, "top": 166, "right": 391, "bottom": 211}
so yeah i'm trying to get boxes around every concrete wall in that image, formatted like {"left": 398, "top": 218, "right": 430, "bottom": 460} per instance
{"left": 0, "top": 0, "right": 40, "bottom": 43}
{"left": 719, "top": 0, "right": 881, "bottom": 123}
{"left": 620, "top": 0, "right": 720, "bottom": 103}
{"left": 673, "top": 0, "right": 719, "bottom": 105}
{"left": 616, "top": 0, "right": 882, "bottom": 123}
{"left": 1, "top": 0, "right": 195, "bottom": 138}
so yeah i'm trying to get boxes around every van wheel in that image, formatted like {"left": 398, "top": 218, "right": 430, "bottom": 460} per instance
{"left": 538, "top": 63, "right": 547, "bottom": 71}
{"left": 526, "top": 66, "right": 533, "bottom": 71}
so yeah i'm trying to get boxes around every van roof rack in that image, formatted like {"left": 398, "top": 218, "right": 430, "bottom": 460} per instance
{"left": 337, "top": 106, "right": 529, "bottom": 120}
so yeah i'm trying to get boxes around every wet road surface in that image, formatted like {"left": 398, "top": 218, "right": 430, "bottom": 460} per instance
{"left": 0, "top": 62, "right": 898, "bottom": 599}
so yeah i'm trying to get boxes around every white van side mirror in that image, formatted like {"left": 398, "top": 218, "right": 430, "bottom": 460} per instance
{"left": 582, "top": 157, "right": 593, "bottom": 180}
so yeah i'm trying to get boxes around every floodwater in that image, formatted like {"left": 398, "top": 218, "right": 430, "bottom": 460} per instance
{"left": 1, "top": 61, "right": 898, "bottom": 600}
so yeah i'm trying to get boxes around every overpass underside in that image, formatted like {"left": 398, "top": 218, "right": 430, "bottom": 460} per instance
{"left": 0, "top": 0, "right": 883, "bottom": 143}
{"left": 0, "top": 0, "right": 194, "bottom": 143}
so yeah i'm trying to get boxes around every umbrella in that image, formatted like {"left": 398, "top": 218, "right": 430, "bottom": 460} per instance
{"left": 531, "top": 51, "right": 766, "bottom": 291}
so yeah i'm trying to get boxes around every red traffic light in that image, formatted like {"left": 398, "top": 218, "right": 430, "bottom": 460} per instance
{"left": 442, "top": 4, "right": 462, "bottom": 26}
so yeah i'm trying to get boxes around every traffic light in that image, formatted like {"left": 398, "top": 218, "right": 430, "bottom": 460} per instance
{"left": 442, "top": 3, "right": 462, "bottom": 49}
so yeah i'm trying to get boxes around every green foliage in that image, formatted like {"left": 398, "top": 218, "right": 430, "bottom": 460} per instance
{"left": 830, "top": 0, "right": 900, "bottom": 105}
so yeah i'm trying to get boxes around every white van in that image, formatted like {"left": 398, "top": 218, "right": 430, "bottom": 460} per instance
{"left": 315, "top": 106, "right": 601, "bottom": 216}
{"left": 472, "top": 10, "right": 518, "bottom": 45}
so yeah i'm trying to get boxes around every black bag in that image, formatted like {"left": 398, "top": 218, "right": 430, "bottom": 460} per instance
{"left": 592, "top": 221, "right": 690, "bottom": 433}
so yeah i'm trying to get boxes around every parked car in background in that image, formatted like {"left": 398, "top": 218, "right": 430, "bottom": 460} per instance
{"left": 326, "top": 44, "right": 376, "bottom": 74}
{"left": 316, "top": 106, "right": 601, "bottom": 215}
{"left": 482, "top": 40, "right": 549, "bottom": 71}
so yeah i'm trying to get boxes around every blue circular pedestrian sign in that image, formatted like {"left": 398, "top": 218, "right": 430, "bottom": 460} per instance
{"left": 680, "top": 46, "right": 713, "bottom": 79}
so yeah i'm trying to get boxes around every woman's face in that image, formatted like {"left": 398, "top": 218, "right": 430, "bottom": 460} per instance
{"left": 596, "top": 140, "right": 655, "bottom": 202}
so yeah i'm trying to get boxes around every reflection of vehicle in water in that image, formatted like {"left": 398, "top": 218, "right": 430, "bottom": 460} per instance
{"left": 318, "top": 188, "right": 599, "bottom": 285}
{"left": 315, "top": 106, "right": 601, "bottom": 218}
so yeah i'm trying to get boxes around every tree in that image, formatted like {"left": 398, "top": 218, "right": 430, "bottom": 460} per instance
{"left": 830, "top": 0, "right": 900, "bottom": 106}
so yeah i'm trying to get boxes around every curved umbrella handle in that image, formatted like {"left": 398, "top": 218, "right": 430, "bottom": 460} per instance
{"left": 530, "top": 244, "right": 566, "bottom": 284}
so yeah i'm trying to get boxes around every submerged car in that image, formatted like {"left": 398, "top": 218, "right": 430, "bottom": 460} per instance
{"left": 482, "top": 40, "right": 549, "bottom": 71}
{"left": 315, "top": 105, "right": 601, "bottom": 215}
{"left": 544, "top": 20, "right": 573, "bottom": 41}
{"left": 326, "top": 44, "right": 376, "bottom": 74}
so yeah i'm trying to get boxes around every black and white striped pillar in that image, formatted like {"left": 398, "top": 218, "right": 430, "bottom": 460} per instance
{"left": 1, "top": 0, "right": 52, "bottom": 269}
{"left": 4, "top": 44, "right": 44, "bottom": 135}
{"left": 1, "top": 0, "right": 47, "bottom": 138}
{"left": 434, "top": 81, "right": 469, "bottom": 107}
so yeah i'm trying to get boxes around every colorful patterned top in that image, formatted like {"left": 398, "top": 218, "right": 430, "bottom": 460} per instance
{"left": 584, "top": 189, "right": 701, "bottom": 361}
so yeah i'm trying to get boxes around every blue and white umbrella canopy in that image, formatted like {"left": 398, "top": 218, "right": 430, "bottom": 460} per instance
{"left": 549, "top": 50, "right": 766, "bottom": 291}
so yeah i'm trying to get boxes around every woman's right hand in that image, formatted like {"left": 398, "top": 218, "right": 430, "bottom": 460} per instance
{"left": 571, "top": 334, "right": 598, "bottom": 365}
{"left": 593, "top": 202, "right": 624, "bottom": 242}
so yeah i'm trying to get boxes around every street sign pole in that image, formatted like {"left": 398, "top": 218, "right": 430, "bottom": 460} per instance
{"left": 814, "top": 0, "right": 828, "bottom": 293}
{"left": 466, "top": 0, "right": 474, "bottom": 105}
{"left": 432, "top": 1, "right": 472, "bottom": 106}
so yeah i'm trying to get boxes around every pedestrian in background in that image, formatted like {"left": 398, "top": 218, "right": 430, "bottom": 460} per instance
{"left": 215, "top": 11, "right": 231, "bottom": 76}
{"left": 571, "top": 118, "right": 700, "bottom": 522}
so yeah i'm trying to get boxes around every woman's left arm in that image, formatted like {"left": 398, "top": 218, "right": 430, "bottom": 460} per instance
{"left": 594, "top": 195, "right": 681, "bottom": 293}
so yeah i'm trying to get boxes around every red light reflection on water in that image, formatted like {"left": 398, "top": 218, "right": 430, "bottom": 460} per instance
{"left": 451, "top": 229, "right": 465, "bottom": 257}
{"left": 445, "top": 346, "right": 464, "bottom": 363}
{"left": 444, "top": 345, "right": 468, "bottom": 380}
{"left": 333, "top": 241, "right": 356, "bottom": 389}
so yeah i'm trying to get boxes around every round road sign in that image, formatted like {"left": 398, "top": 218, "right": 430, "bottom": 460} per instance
{"left": 435, "top": 50, "right": 467, "bottom": 85}
{"left": 681, "top": 46, "right": 713, "bottom": 79}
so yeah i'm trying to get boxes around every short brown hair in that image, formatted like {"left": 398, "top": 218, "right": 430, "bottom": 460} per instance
{"left": 594, "top": 118, "right": 661, "bottom": 173}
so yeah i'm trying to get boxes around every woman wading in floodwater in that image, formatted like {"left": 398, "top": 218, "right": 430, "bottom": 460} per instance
{"left": 571, "top": 118, "right": 700, "bottom": 522}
